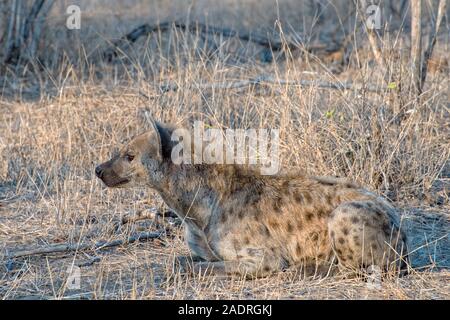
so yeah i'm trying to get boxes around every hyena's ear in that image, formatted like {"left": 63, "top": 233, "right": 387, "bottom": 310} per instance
{"left": 146, "top": 116, "right": 163, "bottom": 162}
{"left": 146, "top": 116, "right": 173, "bottom": 162}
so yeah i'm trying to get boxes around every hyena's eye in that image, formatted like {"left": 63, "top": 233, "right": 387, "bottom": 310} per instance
{"left": 125, "top": 154, "right": 135, "bottom": 162}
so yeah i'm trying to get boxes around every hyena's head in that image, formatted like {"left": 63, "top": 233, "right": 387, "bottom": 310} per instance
{"left": 95, "top": 118, "right": 173, "bottom": 188}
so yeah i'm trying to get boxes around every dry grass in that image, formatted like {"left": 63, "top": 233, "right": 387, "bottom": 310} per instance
{"left": 0, "top": 0, "right": 449, "bottom": 300}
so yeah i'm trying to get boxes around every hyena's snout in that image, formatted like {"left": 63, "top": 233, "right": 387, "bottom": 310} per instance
{"left": 95, "top": 159, "right": 124, "bottom": 187}
{"left": 95, "top": 160, "right": 112, "bottom": 180}
{"left": 95, "top": 164, "right": 104, "bottom": 179}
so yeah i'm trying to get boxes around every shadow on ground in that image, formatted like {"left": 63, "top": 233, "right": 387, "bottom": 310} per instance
{"left": 402, "top": 208, "right": 449, "bottom": 270}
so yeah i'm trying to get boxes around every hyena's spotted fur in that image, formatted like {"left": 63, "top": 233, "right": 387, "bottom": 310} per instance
{"left": 95, "top": 119, "right": 408, "bottom": 277}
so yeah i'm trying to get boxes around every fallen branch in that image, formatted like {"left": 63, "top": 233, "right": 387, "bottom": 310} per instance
{"left": 6, "top": 231, "right": 163, "bottom": 259}
{"left": 154, "top": 74, "right": 383, "bottom": 94}
{"left": 104, "top": 21, "right": 306, "bottom": 62}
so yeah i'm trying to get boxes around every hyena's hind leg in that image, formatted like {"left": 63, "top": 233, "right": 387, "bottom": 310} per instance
{"left": 328, "top": 201, "right": 408, "bottom": 274}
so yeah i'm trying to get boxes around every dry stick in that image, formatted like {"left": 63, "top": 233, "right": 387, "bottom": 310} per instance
{"left": 411, "top": 0, "right": 423, "bottom": 96}
{"left": 6, "top": 231, "right": 163, "bottom": 259}
{"left": 103, "top": 21, "right": 321, "bottom": 62}
{"left": 156, "top": 75, "right": 383, "bottom": 94}
{"left": 420, "top": 0, "right": 446, "bottom": 90}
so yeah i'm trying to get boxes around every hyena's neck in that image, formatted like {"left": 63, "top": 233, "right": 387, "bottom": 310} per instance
{"left": 156, "top": 162, "right": 264, "bottom": 228}
{"left": 155, "top": 163, "right": 222, "bottom": 229}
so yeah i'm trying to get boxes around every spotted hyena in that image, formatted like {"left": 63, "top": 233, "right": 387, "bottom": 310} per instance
{"left": 95, "top": 118, "right": 408, "bottom": 278}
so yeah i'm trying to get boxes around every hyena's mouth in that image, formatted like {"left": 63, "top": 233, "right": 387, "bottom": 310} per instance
{"left": 99, "top": 174, "right": 130, "bottom": 188}
{"left": 108, "top": 178, "right": 130, "bottom": 188}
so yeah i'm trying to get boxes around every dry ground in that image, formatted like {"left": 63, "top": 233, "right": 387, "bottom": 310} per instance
{"left": 0, "top": 0, "right": 449, "bottom": 299}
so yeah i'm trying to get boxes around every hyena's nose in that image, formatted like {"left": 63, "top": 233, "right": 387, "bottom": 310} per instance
{"left": 95, "top": 165, "right": 103, "bottom": 178}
